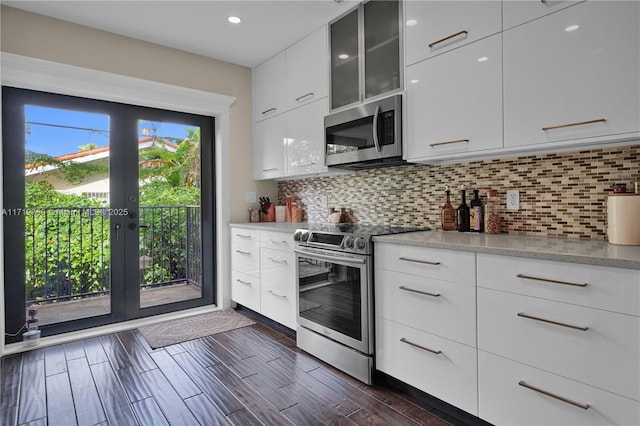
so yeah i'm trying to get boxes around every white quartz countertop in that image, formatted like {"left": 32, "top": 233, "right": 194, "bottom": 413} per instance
{"left": 229, "top": 222, "right": 306, "bottom": 232}
{"left": 373, "top": 231, "right": 640, "bottom": 270}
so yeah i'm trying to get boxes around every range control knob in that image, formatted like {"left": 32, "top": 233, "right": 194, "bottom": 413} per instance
{"left": 300, "top": 231, "right": 310, "bottom": 242}
{"left": 344, "top": 236, "right": 355, "bottom": 249}
{"left": 354, "top": 237, "right": 366, "bottom": 251}
{"left": 293, "top": 230, "right": 302, "bottom": 241}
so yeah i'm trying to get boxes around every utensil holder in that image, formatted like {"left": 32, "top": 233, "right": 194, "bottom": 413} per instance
{"left": 275, "top": 206, "right": 286, "bottom": 222}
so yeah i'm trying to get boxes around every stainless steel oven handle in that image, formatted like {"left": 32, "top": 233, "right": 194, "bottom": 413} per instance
{"left": 372, "top": 105, "right": 382, "bottom": 152}
{"left": 294, "top": 248, "right": 366, "bottom": 265}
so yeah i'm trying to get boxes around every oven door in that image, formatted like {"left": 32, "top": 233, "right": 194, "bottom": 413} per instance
{"left": 294, "top": 247, "right": 372, "bottom": 355}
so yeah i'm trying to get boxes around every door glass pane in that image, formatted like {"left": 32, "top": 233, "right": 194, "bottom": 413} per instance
{"left": 331, "top": 9, "right": 360, "bottom": 109}
{"left": 364, "top": 0, "right": 400, "bottom": 99}
{"left": 24, "top": 106, "right": 111, "bottom": 325}
{"left": 298, "top": 254, "right": 362, "bottom": 340}
{"left": 137, "top": 120, "right": 202, "bottom": 308}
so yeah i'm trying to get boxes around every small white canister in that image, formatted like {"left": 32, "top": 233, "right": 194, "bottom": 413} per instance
{"left": 607, "top": 193, "right": 640, "bottom": 245}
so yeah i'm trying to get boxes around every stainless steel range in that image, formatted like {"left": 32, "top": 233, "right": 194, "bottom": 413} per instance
{"left": 293, "top": 224, "right": 425, "bottom": 384}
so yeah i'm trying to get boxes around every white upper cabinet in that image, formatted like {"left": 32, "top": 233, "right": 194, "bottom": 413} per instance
{"left": 254, "top": 113, "right": 286, "bottom": 180}
{"left": 286, "top": 98, "right": 328, "bottom": 176}
{"left": 503, "top": 1, "right": 640, "bottom": 149}
{"left": 286, "top": 26, "right": 328, "bottom": 111}
{"left": 405, "top": 0, "right": 502, "bottom": 67}
{"left": 503, "top": 0, "right": 584, "bottom": 30}
{"left": 406, "top": 34, "right": 502, "bottom": 161}
{"left": 254, "top": 52, "right": 286, "bottom": 122}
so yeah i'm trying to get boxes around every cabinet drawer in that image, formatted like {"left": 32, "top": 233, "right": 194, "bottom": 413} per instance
{"left": 477, "top": 253, "right": 640, "bottom": 316}
{"left": 260, "top": 247, "right": 294, "bottom": 284}
{"left": 375, "top": 243, "right": 475, "bottom": 285}
{"left": 376, "top": 317, "right": 478, "bottom": 416}
{"left": 479, "top": 350, "right": 640, "bottom": 426}
{"left": 478, "top": 288, "right": 640, "bottom": 400}
{"left": 503, "top": 0, "right": 584, "bottom": 30}
{"left": 375, "top": 268, "right": 476, "bottom": 346}
{"left": 260, "top": 230, "right": 293, "bottom": 251}
{"left": 231, "top": 270, "right": 260, "bottom": 312}
{"left": 231, "top": 243, "right": 260, "bottom": 277}
{"left": 230, "top": 227, "right": 260, "bottom": 246}
{"left": 405, "top": 0, "right": 501, "bottom": 66}
{"left": 261, "top": 278, "right": 296, "bottom": 330}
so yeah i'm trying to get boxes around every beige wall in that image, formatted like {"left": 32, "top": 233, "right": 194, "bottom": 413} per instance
{"left": 1, "top": 5, "right": 276, "bottom": 223}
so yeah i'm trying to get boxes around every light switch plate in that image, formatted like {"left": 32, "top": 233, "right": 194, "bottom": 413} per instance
{"left": 506, "top": 189, "right": 520, "bottom": 210}
{"left": 245, "top": 191, "right": 257, "bottom": 203}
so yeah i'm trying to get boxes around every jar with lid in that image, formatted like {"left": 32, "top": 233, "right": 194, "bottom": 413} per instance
{"left": 485, "top": 189, "right": 501, "bottom": 234}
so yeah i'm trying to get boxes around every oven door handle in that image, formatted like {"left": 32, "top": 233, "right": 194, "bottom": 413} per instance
{"left": 294, "top": 248, "right": 366, "bottom": 265}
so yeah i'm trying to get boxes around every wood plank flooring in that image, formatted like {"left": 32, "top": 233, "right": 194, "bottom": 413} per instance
{"left": 1, "top": 321, "right": 460, "bottom": 426}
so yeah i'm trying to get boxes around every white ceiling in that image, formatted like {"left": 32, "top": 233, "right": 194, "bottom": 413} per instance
{"left": 3, "top": 0, "right": 359, "bottom": 68}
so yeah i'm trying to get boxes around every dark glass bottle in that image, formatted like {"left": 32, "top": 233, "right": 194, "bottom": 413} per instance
{"left": 470, "top": 189, "right": 484, "bottom": 232}
{"left": 441, "top": 185, "right": 457, "bottom": 231}
{"left": 457, "top": 185, "right": 470, "bottom": 232}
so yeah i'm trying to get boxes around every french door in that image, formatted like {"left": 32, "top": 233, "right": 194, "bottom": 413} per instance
{"left": 2, "top": 87, "right": 215, "bottom": 343}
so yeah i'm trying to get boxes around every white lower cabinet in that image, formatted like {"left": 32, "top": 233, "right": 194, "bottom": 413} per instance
{"left": 376, "top": 317, "right": 478, "bottom": 415}
{"left": 479, "top": 351, "right": 640, "bottom": 426}
{"left": 230, "top": 227, "right": 296, "bottom": 330}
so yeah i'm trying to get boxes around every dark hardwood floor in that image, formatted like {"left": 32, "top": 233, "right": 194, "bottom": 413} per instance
{"left": 1, "top": 320, "right": 459, "bottom": 426}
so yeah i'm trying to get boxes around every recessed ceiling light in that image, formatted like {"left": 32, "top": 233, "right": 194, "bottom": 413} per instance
{"left": 228, "top": 16, "right": 242, "bottom": 24}
{"left": 338, "top": 53, "right": 349, "bottom": 60}
{"left": 477, "top": 56, "right": 489, "bottom": 62}
{"left": 565, "top": 24, "right": 579, "bottom": 32}
{"left": 406, "top": 19, "right": 418, "bottom": 27}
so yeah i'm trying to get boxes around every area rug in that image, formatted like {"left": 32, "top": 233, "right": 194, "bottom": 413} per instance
{"left": 137, "top": 308, "right": 256, "bottom": 349}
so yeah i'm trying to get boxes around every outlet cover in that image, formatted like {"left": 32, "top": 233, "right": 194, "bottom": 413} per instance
{"left": 319, "top": 195, "right": 328, "bottom": 208}
{"left": 245, "top": 191, "right": 257, "bottom": 203}
{"left": 506, "top": 189, "right": 520, "bottom": 210}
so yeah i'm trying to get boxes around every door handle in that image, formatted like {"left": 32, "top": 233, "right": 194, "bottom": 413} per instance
{"left": 114, "top": 224, "right": 121, "bottom": 240}
{"left": 372, "top": 105, "right": 382, "bottom": 152}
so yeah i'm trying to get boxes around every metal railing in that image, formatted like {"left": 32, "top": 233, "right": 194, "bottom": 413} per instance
{"left": 25, "top": 206, "right": 202, "bottom": 305}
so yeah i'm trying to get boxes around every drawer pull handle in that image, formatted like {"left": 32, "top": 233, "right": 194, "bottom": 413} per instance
{"left": 262, "top": 167, "right": 278, "bottom": 172}
{"left": 399, "top": 257, "right": 441, "bottom": 266}
{"left": 235, "top": 250, "right": 252, "bottom": 255}
{"left": 268, "top": 257, "right": 288, "bottom": 264}
{"left": 428, "top": 30, "right": 468, "bottom": 48}
{"left": 542, "top": 118, "right": 606, "bottom": 131}
{"left": 268, "top": 290, "right": 287, "bottom": 300}
{"left": 400, "top": 338, "right": 442, "bottom": 355}
{"left": 429, "top": 138, "right": 469, "bottom": 148}
{"left": 399, "top": 285, "right": 440, "bottom": 298}
{"left": 235, "top": 234, "right": 252, "bottom": 239}
{"left": 236, "top": 279, "right": 252, "bottom": 286}
{"left": 269, "top": 239, "right": 289, "bottom": 246}
{"left": 518, "top": 381, "right": 590, "bottom": 410}
{"left": 295, "top": 92, "right": 314, "bottom": 102}
{"left": 517, "top": 312, "right": 589, "bottom": 331}
{"left": 261, "top": 107, "right": 277, "bottom": 115}
{"left": 295, "top": 161, "right": 317, "bottom": 167}
{"left": 516, "top": 273, "right": 587, "bottom": 287}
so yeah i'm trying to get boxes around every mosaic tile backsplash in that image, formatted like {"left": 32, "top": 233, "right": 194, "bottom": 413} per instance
{"left": 278, "top": 145, "right": 640, "bottom": 240}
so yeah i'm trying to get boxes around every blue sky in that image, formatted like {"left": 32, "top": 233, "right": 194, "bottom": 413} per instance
{"left": 25, "top": 105, "right": 195, "bottom": 157}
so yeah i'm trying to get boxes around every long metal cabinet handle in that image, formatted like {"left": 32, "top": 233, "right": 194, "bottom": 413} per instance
{"left": 261, "top": 107, "right": 277, "bottom": 115}
{"left": 518, "top": 381, "right": 590, "bottom": 410}
{"left": 236, "top": 234, "right": 252, "bottom": 239}
{"left": 399, "top": 256, "right": 441, "bottom": 266}
{"left": 269, "top": 239, "right": 289, "bottom": 246}
{"left": 372, "top": 105, "right": 382, "bottom": 152}
{"left": 295, "top": 92, "right": 314, "bottom": 102}
{"left": 542, "top": 118, "right": 606, "bottom": 131}
{"left": 235, "top": 250, "right": 252, "bottom": 255}
{"left": 268, "top": 257, "right": 288, "bottom": 264}
{"left": 400, "top": 338, "right": 442, "bottom": 355}
{"left": 428, "top": 30, "right": 468, "bottom": 48}
{"left": 517, "top": 312, "right": 589, "bottom": 331}
{"left": 262, "top": 168, "right": 278, "bottom": 172}
{"left": 399, "top": 286, "right": 441, "bottom": 298}
{"left": 430, "top": 138, "right": 469, "bottom": 148}
{"left": 268, "top": 290, "right": 287, "bottom": 299}
{"left": 236, "top": 279, "right": 252, "bottom": 286}
{"left": 517, "top": 273, "right": 587, "bottom": 287}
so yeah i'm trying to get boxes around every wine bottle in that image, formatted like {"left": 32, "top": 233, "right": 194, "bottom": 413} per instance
{"left": 470, "top": 189, "right": 483, "bottom": 232}
{"left": 457, "top": 185, "right": 470, "bottom": 232}
{"left": 441, "top": 185, "right": 457, "bottom": 231}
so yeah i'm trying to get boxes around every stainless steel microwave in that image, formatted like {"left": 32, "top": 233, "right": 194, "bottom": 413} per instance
{"left": 324, "top": 94, "right": 404, "bottom": 170}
